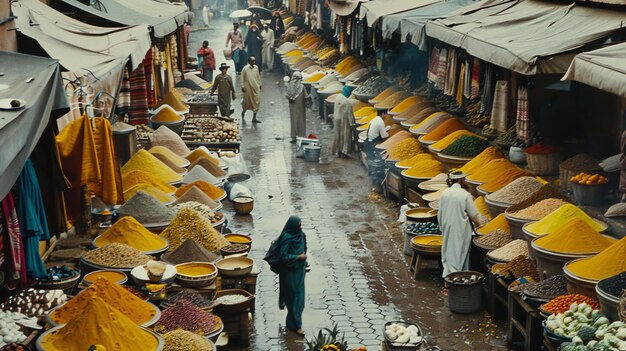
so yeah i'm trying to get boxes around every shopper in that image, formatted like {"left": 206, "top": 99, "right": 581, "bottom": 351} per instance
{"left": 245, "top": 24, "right": 264, "bottom": 72}
{"left": 201, "top": 5, "right": 211, "bottom": 28}
{"left": 270, "top": 11, "right": 285, "bottom": 39}
{"left": 363, "top": 114, "right": 388, "bottom": 157}
{"left": 241, "top": 56, "right": 262, "bottom": 123}
{"left": 226, "top": 22, "right": 245, "bottom": 73}
{"left": 285, "top": 71, "right": 305, "bottom": 141}
{"left": 211, "top": 63, "right": 236, "bottom": 118}
{"left": 277, "top": 215, "right": 307, "bottom": 336}
{"left": 438, "top": 171, "right": 487, "bottom": 278}
{"left": 197, "top": 40, "right": 216, "bottom": 83}
{"left": 261, "top": 23, "right": 275, "bottom": 71}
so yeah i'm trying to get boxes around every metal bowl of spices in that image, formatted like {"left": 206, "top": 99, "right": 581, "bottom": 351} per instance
{"left": 175, "top": 262, "right": 218, "bottom": 288}
{"left": 36, "top": 325, "right": 164, "bottom": 351}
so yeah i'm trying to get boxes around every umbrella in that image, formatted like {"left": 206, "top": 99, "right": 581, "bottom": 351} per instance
{"left": 230, "top": 9, "right": 252, "bottom": 18}
{"left": 248, "top": 6, "right": 272, "bottom": 20}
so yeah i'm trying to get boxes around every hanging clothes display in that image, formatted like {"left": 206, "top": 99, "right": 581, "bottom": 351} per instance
{"left": 490, "top": 80, "right": 510, "bottom": 133}
{"left": 116, "top": 67, "right": 131, "bottom": 117}
{"left": 463, "top": 59, "right": 471, "bottom": 100}
{"left": 470, "top": 58, "right": 481, "bottom": 100}
{"left": 129, "top": 58, "right": 149, "bottom": 125}
{"left": 516, "top": 84, "right": 530, "bottom": 143}
{"left": 427, "top": 47, "right": 440, "bottom": 83}
{"left": 16, "top": 159, "right": 49, "bottom": 279}
{"left": 443, "top": 48, "right": 457, "bottom": 96}
{"left": 456, "top": 62, "right": 465, "bottom": 106}
{"left": 56, "top": 115, "right": 123, "bottom": 223}
{"left": 435, "top": 47, "right": 447, "bottom": 90}
{"left": 144, "top": 50, "right": 155, "bottom": 107}
{"left": 1, "top": 194, "right": 27, "bottom": 288}
{"left": 480, "top": 64, "right": 493, "bottom": 115}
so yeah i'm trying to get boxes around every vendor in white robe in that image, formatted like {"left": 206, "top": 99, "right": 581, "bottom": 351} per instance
{"left": 437, "top": 171, "right": 488, "bottom": 278}
{"left": 261, "top": 24, "right": 275, "bottom": 71}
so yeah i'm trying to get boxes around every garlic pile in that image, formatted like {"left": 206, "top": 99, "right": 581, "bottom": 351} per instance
{"left": 0, "top": 311, "right": 29, "bottom": 346}
{"left": 1, "top": 289, "right": 67, "bottom": 317}
{"left": 384, "top": 322, "right": 423, "bottom": 346}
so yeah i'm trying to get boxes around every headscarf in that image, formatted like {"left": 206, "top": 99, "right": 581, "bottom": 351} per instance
{"left": 282, "top": 215, "right": 302, "bottom": 235}
{"left": 286, "top": 71, "right": 303, "bottom": 101}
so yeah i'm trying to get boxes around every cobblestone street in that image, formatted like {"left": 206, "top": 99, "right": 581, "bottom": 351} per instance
{"left": 190, "top": 15, "right": 507, "bottom": 351}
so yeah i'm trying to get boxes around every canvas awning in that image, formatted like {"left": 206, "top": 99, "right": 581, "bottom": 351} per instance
{"left": 562, "top": 43, "right": 626, "bottom": 97}
{"left": 13, "top": 0, "right": 151, "bottom": 72}
{"left": 425, "top": 0, "right": 626, "bottom": 75}
{"left": 360, "top": 0, "right": 439, "bottom": 26}
{"left": 0, "top": 51, "right": 69, "bottom": 200}
{"left": 56, "top": 0, "right": 189, "bottom": 38}
{"left": 381, "top": 0, "right": 475, "bottom": 50}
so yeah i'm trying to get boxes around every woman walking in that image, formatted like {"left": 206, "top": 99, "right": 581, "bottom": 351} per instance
{"left": 278, "top": 215, "right": 307, "bottom": 336}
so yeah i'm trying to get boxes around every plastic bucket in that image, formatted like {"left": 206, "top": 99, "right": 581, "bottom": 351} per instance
{"left": 445, "top": 271, "right": 484, "bottom": 314}
{"left": 304, "top": 145, "right": 321, "bottom": 162}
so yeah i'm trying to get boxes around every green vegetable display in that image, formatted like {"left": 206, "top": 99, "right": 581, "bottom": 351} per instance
{"left": 440, "top": 135, "right": 490, "bottom": 158}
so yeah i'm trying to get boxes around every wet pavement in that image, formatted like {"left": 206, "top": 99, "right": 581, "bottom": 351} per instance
{"left": 189, "top": 15, "right": 508, "bottom": 351}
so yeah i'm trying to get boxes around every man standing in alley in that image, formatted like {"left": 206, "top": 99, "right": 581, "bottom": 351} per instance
{"left": 211, "top": 63, "right": 236, "bottom": 118}
{"left": 226, "top": 22, "right": 245, "bottom": 74}
{"left": 241, "top": 56, "right": 262, "bottom": 123}
{"left": 197, "top": 40, "right": 216, "bottom": 83}
{"left": 438, "top": 171, "right": 487, "bottom": 280}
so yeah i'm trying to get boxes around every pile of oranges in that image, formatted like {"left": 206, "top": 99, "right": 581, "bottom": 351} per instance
{"left": 570, "top": 172, "right": 609, "bottom": 185}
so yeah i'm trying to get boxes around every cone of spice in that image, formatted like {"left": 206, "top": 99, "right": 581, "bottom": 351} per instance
{"left": 186, "top": 147, "right": 221, "bottom": 166}
{"left": 507, "top": 198, "right": 570, "bottom": 221}
{"left": 151, "top": 152, "right": 187, "bottom": 174}
{"left": 533, "top": 218, "right": 615, "bottom": 254}
{"left": 422, "top": 118, "right": 468, "bottom": 142}
{"left": 151, "top": 105, "right": 184, "bottom": 123}
{"left": 49, "top": 277, "right": 157, "bottom": 325}
{"left": 459, "top": 147, "right": 504, "bottom": 176}
{"left": 156, "top": 89, "right": 189, "bottom": 112}
{"left": 117, "top": 191, "right": 176, "bottom": 224}
{"left": 41, "top": 295, "right": 159, "bottom": 351}
{"left": 505, "top": 184, "right": 569, "bottom": 216}
{"left": 476, "top": 213, "right": 510, "bottom": 235}
{"left": 566, "top": 236, "right": 626, "bottom": 281}
{"left": 486, "top": 176, "right": 543, "bottom": 205}
{"left": 175, "top": 180, "right": 225, "bottom": 201}
{"left": 161, "top": 238, "right": 220, "bottom": 264}
{"left": 123, "top": 184, "right": 174, "bottom": 204}
{"left": 149, "top": 146, "right": 188, "bottom": 167}
{"left": 173, "top": 185, "right": 221, "bottom": 210}
{"left": 182, "top": 166, "right": 221, "bottom": 185}
{"left": 466, "top": 158, "right": 518, "bottom": 183}
{"left": 121, "top": 149, "right": 182, "bottom": 184}
{"left": 160, "top": 208, "right": 230, "bottom": 251}
{"left": 122, "top": 170, "right": 176, "bottom": 193}
{"left": 189, "top": 157, "right": 227, "bottom": 177}
{"left": 525, "top": 204, "right": 605, "bottom": 236}
{"left": 149, "top": 125, "right": 191, "bottom": 156}
{"left": 94, "top": 216, "right": 168, "bottom": 252}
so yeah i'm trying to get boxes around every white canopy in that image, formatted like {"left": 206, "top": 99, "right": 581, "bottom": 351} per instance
{"left": 13, "top": 0, "right": 152, "bottom": 72}
{"left": 563, "top": 43, "right": 626, "bottom": 97}
{"left": 381, "top": 0, "right": 475, "bottom": 50}
{"left": 360, "top": 0, "right": 439, "bottom": 26}
{"left": 425, "top": 0, "right": 626, "bottom": 75}
{"left": 57, "top": 0, "right": 189, "bottom": 38}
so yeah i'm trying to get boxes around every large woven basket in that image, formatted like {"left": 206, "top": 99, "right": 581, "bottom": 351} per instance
{"left": 526, "top": 152, "right": 560, "bottom": 176}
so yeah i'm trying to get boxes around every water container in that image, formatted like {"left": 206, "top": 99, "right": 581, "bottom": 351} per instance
{"left": 304, "top": 145, "right": 321, "bottom": 162}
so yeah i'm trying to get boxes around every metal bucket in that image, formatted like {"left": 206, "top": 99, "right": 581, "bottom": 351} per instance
{"left": 304, "top": 145, "right": 321, "bottom": 162}
{"left": 403, "top": 231, "right": 418, "bottom": 256}
{"left": 445, "top": 271, "right": 484, "bottom": 314}
{"left": 571, "top": 182, "right": 607, "bottom": 206}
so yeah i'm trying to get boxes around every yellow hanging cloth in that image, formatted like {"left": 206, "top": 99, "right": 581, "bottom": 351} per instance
{"left": 56, "top": 115, "right": 123, "bottom": 223}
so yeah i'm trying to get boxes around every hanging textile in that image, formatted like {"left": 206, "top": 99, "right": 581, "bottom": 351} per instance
{"left": 116, "top": 68, "right": 131, "bottom": 118}
{"left": 435, "top": 48, "right": 447, "bottom": 90}
{"left": 428, "top": 47, "right": 440, "bottom": 83}
{"left": 480, "top": 64, "right": 493, "bottom": 114}
{"left": 129, "top": 59, "right": 149, "bottom": 125}
{"left": 144, "top": 50, "right": 155, "bottom": 107}
{"left": 490, "top": 80, "right": 510, "bottom": 133}
{"left": 470, "top": 58, "right": 481, "bottom": 100}
{"left": 444, "top": 48, "right": 457, "bottom": 96}
{"left": 56, "top": 115, "right": 123, "bottom": 223}
{"left": 463, "top": 59, "right": 471, "bottom": 99}
{"left": 516, "top": 84, "right": 530, "bottom": 142}
{"left": 16, "top": 159, "right": 49, "bottom": 278}
{"left": 456, "top": 62, "right": 465, "bottom": 106}
{"left": 1, "top": 194, "right": 27, "bottom": 288}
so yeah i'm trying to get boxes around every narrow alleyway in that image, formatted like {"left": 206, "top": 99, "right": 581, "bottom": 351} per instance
{"left": 190, "top": 15, "right": 507, "bottom": 351}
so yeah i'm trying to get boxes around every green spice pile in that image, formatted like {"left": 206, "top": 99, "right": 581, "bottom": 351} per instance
{"left": 440, "top": 135, "right": 490, "bottom": 157}
{"left": 405, "top": 222, "right": 440, "bottom": 236}
{"left": 163, "top": 329, "right": 214, "bottom": 351}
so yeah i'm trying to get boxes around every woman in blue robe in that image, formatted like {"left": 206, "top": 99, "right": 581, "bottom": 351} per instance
{"left": 278, "top": 215, "right": 307, "bottom": 336}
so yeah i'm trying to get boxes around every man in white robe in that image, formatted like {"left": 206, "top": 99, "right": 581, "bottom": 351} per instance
{"left": 241, "top": 56, "right": 262, "bottom": 123}
{"left": 437, "top": 172, "right": 487, "bottom": 278}
{"left": 261, "top": 24, "right": 275, "bottom": 71}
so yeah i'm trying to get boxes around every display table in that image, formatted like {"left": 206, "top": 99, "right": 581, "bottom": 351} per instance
{"left": 486, "top": 270, "right": 509, "bottom": 322}
{"left": 507, "top": 291, "right": 544, "bottom": 351}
